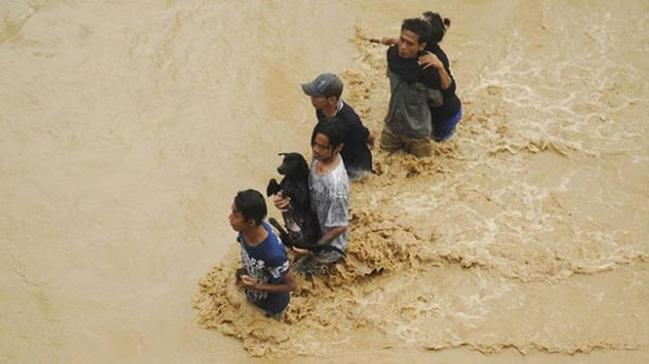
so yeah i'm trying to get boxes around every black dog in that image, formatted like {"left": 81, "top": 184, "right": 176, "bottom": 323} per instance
{"left": 267, "top": 153, "right": 344, "bottom": 256}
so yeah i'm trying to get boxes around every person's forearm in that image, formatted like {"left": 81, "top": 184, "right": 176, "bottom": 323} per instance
{"left": 251, "top": 282, "right": 294, "bottom": 293}
{"left": 419, "top": 52, "right": 452, "bottom": 90}
{"left": 316, "top": 226, "right": 347, "bottom": 245}
{"left": 436, "top": 66, "right": 452, "bottom": 90}
{"left": 243, "top": 272, "right": 297, "bottom": 293}
{"left": 380, "top": 37, "right": 398, "bottom": 46}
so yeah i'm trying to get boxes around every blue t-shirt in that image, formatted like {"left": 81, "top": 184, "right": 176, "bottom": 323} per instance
{"left": 238, "top": 222, "right": 290, "bottom": 315}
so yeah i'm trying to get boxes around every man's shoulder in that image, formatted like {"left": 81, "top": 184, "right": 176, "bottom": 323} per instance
{"left": 332, "top": 160, "right": 350, "bottom": 190}
{"left": 258, "top": 224, "right": 283, "bottom": 249}
{"left": 417, "top": 60, "right": 437, "bottom": 79}
{"left": 386, "top": 45, "right": 399, "bottom": 62}
{"left": 265, "top": 228, "right": 283, "bottom": 248}
{"left": 339, "top": 101, "right": 359, "bottom": 116}
{"left": 426, "top": 44, "right": 450, "bottom": 67}
{"left": 261, "top": 232, "right": 288, "bottom": 261}
{"left": 310, "top": 159, "right": 349, "bottom": 189}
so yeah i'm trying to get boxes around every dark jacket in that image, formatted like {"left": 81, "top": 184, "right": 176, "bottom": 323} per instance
{"left": 312, "top": 101, "right": 372, "bottom": 174}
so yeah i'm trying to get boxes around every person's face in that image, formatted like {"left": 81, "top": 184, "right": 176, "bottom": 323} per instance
{"left": 310, "top": 95, "right": 337, "bottom": 110}
{"left": 228, "top": 204, "right": 251, "bottom": 232}
{"left": 398, "top": 29, "right": 425, "bottom": 59}
{"left": 312, "top": 132, "right": 341, "bottom": 162}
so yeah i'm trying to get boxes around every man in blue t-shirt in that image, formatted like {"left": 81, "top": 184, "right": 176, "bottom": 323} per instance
{"left": 229, "top": 189, "right": 297, "bottom": 317}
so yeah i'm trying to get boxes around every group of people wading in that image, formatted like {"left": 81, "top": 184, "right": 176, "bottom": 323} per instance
{"left": 226, "top": 12, "right": 462, "bottom": 318}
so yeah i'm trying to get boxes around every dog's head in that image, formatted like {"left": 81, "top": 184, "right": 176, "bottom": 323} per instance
{"left": 277, "top": 152, "right": 309, "bottom": 180}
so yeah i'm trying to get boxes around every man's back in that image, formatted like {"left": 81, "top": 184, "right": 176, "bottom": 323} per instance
{"left": 314, "top": 101, "right": 372, "bottom": 177}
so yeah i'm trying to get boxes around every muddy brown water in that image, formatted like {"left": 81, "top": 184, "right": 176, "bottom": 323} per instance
{"left": 1, "top": 1, "right": 648, "bottom": 362}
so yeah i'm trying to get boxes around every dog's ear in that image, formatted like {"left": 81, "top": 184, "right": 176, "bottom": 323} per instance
{"left": 266, "top": 179, "right": 281, "bottom": 197}
{"left": 278, "top": 152, "right": 288, "bottom": 157}
{"left": 277, "top": 155, "right": 292, "bottom": 175}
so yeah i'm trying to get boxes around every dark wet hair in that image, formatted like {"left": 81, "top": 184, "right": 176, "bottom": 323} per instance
{"left": 312, "top": 120, "right": 344, "bottom": 149}
{"left": 422, "top": 11, "right": 451, "bottom": 44}
{"left": 234, "top": 189, "right": 267, "bottom": 225}
{"left": 401, "top": 18, "right": 431, "bottom": 44}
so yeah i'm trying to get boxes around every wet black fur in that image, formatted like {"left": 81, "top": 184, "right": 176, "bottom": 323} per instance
{"left": 266, "top": 152, "right": 338, "bottom": 253}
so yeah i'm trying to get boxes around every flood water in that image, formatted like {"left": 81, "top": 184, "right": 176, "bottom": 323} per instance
{"left": 1, "top": 1, "right": 648, "bottom": 363}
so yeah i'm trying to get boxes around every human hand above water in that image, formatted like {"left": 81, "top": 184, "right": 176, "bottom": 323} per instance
{"left": 238, "top": 275, "right": 258, "bottom": 289}
{"left": 288, "top": 246, "right": 311, "bottom": 257}
{"left": 273, "top": 192, "right": 290, "bottom": 212}
{"left": 418, "top": 52, "right": 443, "bottom": 70}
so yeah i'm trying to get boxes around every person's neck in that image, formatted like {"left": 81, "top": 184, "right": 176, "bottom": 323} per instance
{"left": 241, "top": 224, "right": 268, "bottom": 246}
{"left": 398, "top": 49, "right": 422, "bottom": 61}
{"left": 316, "top": 153, "right": 340, "bottom": 175}
{"left": 322, "top": 100, "right": 339, "bottom": 118}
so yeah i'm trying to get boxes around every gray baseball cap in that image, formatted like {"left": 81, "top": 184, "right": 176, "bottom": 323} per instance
{"left": 301, "top": 73, "right": 343, "bottom": 98}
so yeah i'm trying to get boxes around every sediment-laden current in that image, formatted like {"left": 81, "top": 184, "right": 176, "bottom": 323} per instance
{"left": 2, "top": 1, "right": 648, "bottom": 362}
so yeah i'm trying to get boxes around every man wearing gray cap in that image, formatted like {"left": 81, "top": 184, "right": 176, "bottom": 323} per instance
{"left": 301, "top": 72, "right": 373, "bottom": 180}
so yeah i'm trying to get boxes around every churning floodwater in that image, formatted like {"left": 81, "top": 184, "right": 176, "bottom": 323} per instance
{"left": 1, "top": 1, "right": 648, "bottom": 363}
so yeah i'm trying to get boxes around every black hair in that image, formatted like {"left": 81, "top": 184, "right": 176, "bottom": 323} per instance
{"left": 422, "top": 11, "right": 451, "bottom": 44}
{"left": 401, "top": 17, "right": 431, "bottom": 44}
{"left": 234, "top": 189, "right": 267, "bottom": 225}
{"left": 311, "top": 120, "right": 344, "bottom": 149}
